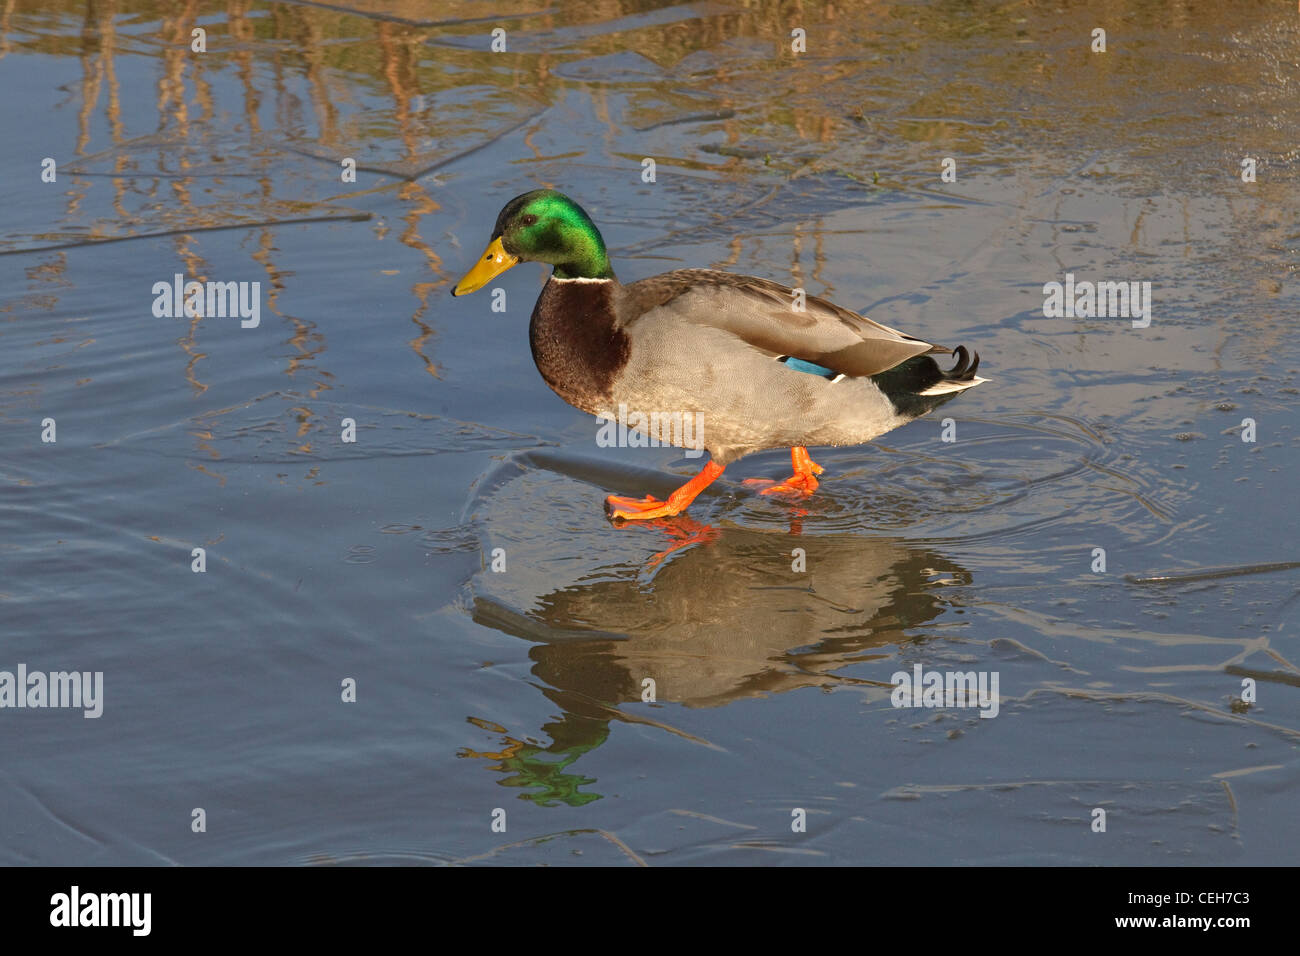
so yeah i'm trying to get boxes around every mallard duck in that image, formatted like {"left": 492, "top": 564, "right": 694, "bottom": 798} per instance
{"left": 452, "top": 189, "right": 987, "bottom": 521}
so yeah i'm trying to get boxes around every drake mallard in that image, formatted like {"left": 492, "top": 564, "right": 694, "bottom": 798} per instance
{"left": 452, "top": 189, "right": 987, "bottom": 521}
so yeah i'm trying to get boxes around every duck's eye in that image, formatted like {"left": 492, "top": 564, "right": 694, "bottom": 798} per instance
{"left": 520, "top": 214, "right": 538, "bottom": 227}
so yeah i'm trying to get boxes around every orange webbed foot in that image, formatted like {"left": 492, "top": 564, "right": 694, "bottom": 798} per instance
{"left": 605, "top": 493, "right": 679, "bottom": 522}
{"left": 743, "top": 474, "right": 820, "bottom": 497}
{"left": 743, "top": 447, "right": 824, "bottom": 498}
{"left": 604, "top": 460, "right": 726, "bottom": 523}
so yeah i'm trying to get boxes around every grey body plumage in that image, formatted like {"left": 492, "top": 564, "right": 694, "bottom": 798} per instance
{"left": 530, "top": 269, "right": 985, "bottom": 466}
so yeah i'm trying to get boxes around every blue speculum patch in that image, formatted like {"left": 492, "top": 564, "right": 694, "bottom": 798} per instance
{"left": 779, "top": 355, "right": 839, "bottom": 379}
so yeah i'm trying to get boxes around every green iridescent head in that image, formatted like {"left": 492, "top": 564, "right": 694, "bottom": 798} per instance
{"left": 452, "top": 189, "right": 613, "bottom": 295}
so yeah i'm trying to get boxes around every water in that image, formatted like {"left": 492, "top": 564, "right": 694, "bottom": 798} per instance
{"left": 1, "top": 0, "right": 1297, "bottom": 865}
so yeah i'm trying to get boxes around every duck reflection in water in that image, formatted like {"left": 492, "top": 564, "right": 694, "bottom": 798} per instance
{"left": 462, "top": 518, "right": 972, "bottom": 806}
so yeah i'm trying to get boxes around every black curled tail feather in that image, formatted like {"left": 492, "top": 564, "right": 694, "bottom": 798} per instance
{"left": 945, "top": 345, "right": 981, "bottom": 382}
{"left": 871, "top": 344, "right": 984, "bottom": 418}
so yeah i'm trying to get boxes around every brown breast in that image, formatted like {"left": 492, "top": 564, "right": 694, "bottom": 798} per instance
{"left": 528, "top": 278, "right": 630, "bottom": 413}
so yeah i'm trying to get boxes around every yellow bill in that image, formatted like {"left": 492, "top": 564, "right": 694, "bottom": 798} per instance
{"left": 452, "top": 237, "right": 519, "bottom": 296}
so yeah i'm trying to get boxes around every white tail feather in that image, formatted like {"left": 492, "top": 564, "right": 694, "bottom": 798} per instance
{"left": 917, "top": 375, "right": 989, "bottom": 396}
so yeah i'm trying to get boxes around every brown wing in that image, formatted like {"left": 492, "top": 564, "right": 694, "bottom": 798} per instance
{"left": 620, "top": 269, "right": 948, "bottom": 378}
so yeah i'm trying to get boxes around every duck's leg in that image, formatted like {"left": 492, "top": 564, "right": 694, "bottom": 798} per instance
{"left": 605, "top": 461, "right": 725, "bottom": 522}
{"left": 743, "top": 446, "right": 824, "bottom": 497}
